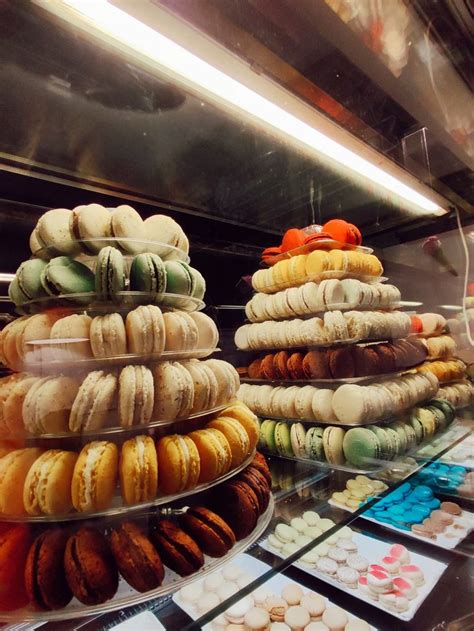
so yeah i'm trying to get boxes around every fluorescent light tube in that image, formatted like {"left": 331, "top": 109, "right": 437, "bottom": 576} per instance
{"left": 43, "top": 0, "right": 445, "bottom": 214}
{"left": 0, "top": 273, "right": 15, "bottom": 283}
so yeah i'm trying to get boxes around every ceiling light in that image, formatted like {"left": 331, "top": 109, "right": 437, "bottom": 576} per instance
{"left": 39, "top": 0, "right": 447, "bottom": 215}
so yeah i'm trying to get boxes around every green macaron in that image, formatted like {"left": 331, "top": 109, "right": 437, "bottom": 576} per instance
{"left": 368, "top": 425, "right": 392, "bottom": 460}
{"left": 274, "top": 422, "right": 293, "bottom": 457}
{"left": 95, "top": 246, "right": 125, "bottom": 299}
{"left": 410, "top": 413, "right": 425, "bottom": 444}
{"left": 384, "top": 427, "right": 402, "bottom": 457}
{"left": 16, "top": 259, "right": 48, "bottom": 301}
{"left": 8, "top": 277, "right": 29, "bottom": 306}
{"left": 429, "top": 399, "right": 455, "bottom": 425}
{"left": 129, "top": 252, "right": 167, "bottom": 294}
{"left": 305, "top": 427, "right": 325, "bottom": 461}
{"left": 389, "top": 421, "right": 408, "bottom": 453}
{"left": 402, "top": 423, "right": 417, "bottom": 451}
{"left": 425, "top": 405, "right": 446, "bottom": 432}
{"left": 343, "top": 428, "right": 380, "bottom": 468}
{"left": 260, "top": 419, "right": 277, "bottom": 452}
{"left": 164, "top": 260, "right": 193, "bottom": 296}
{"left": 41, "top": 256, "right": 95, "bottom": 298}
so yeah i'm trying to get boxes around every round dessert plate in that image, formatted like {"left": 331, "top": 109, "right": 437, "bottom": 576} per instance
{"left": 240, "top": 371, "right": 403, "bottom": 387}
{"left": 0, "top": 496, "right": 274, "bottom": 622}
{"left": 17, "top": 291, "right": 205, "bottom": 315}
{"left": 0, "top": 401, "right": 229, "bottom": 442}
{"left": 259, "top": 448, "right": 386, "bottom": 474}
{"left": 264, "top": 239, "right": 373, "bottom": 265}
{"left": 21, "top": 343, "right": 220, "bottom": 374}
{"left": 265, "top": 273, "right": 387, "bottom": 294}
{"left": 0, "top": 450, "right": 257, "bottom": 523}
{"left": 33, "top": 237, "right": 190, "bottom": 263}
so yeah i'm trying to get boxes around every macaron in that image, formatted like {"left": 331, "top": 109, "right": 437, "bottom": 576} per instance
{"left": 152, "top": 519, "right": 204, "bottom": 576}
{"left": 305, "top": 427, "right": 325, "bottom": 460}
{"left": 71, "top": 441, "right": 118, "bottom": 512}
{"left": 152, "top": 361, "right": 194, "bottom": 420}
{"left": 156, "top": 434, "right": 200, "bottom": 494}
{"left": 35, "top": 208, "right": 78, "bottom": 256}
{"left": 23, "top": 449, "right": 78, "bottom": 515}
{"left": 210, "top": 479, "right": 259, "bottom": 539}
{"left": 25, "top": 529, "right": 72, "bottom": 610}
{"left": 164, "top": 260, "right": 194, "bottom": 296}
{"left": 207, "top": 417, "right": 249, "bottom": 468}
{"left": 143, "top": 214, "right": 189, "bottom": 258}
{"left": 290, "top": 422, "right": 307, "bottom": 457}
{"left": 163, "top": 311, "right": 198, "bottom": 352}
{"left": 15, "top": 258, "right": 48, "bottom": 302}
{"left": 129, "top": 252, "right": 167, "bottom": 294}
{"left": 182, "top": 359, "right": 218, "bottom": 414}
{"left": 118, "top": 365, "right": 154, "bottom": 427}
{"left": 188, "top": 428, "right": 231, "bottom": 482}
{"left": 0, "top": 448, "right": 43, "bottom": 515}
{"left": 274, "top": 422, "right": 293, "bottom": 457}
{"left": 120, "top": 435, "right": 158, "bottom": 505}
{"left": 110, "top": 521, "right": 164, "bottom": 592}
{"left": 90, "top": 313, "right": 127, "bottom": 358}
{"left": 69, "top": 203, "right": 112, "bottom": 253}
{"left": 64, "top": 527, "right": 118, "bottom": 604}
{"left": 110, "top": 205, "right": 145, "bottom": 253}
{"left": 323, "top": 426, "right": 345, "bottom": 465}
{"left": 180, "top": 506, "right": 236, "bottom": 557}
{"left": 69, "top": 371, "right": 117, "bottom": 432}
{"left": 95, "top": 246, "right": 125, "bottom": 299}
{"left": 222, "top": 403, "right": 259, "bottom": 453}
{"left": 126, "top": 305, "right": 165, "bottom": 355}
{"left": 188, "top": 311, "right": 219, "bottom": 349}
{"left": 41, "top": 256, "right": 95, "bottom": 299}
{"left": 0, "top": 523, "right": 32, "bottom": 611}
{"left": 343, "top": 428, "right": 382, "bottom": 468}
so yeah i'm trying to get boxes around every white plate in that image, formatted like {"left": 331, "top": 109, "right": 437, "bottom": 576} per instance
{"left": 260, "top": 531, "right": 447, "bottom": 621}
{"left": 111, "top": 611, "right": 165, "bottom": 630}
{"left": 173, "top": 553, "right": 377, "bottom": 630}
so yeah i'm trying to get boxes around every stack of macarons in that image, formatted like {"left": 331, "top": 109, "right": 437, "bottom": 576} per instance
{"left": 235, "top": 310, "right": 412, "bottom": 350}
{"left": 29, "top": 204, "right": 189, "bottom": 259}
{"left": 245, "top": 280, "right": 401, "bottom": 322}
{"left": 0, "top": 358, "right": 240, "bottom": 436}
{"left": 252, "top": 250, "right": 384, "bottom": 294}
{"left": 424, "top": 335, "right": 456, "bottom": 359}
{"left": 1, "top": 307, "right": 219, "bottom": 369}
{"left": 413, "top": 462, "right": 474, "bottom": 499}
{"left": 0, "top": 404, "right": 260, "bottom": 516}
{"left": 436, "top": 381, "right": 473, "bottom": 407}
{"left": 330, "top": 476, "right": 388, "bottom": 510}
{"left": 9, "top": 248, "right": 205, "bottom": 309}
{"left": 238, "top": 372, "right": 439, "bottom": 424}
{"left": 1, "top": 483, "right": 267, "bottom": 612}
{"left": 256, "top": 398, "right": 456, "bottom": 468}
{"left": 410, "top": 313, "right": 446, "bottom": 337}
{"left": 243, "top": 339, "right": 427, "bottom": 381}
{"left": 416, "top": 358, "right": 466, "bottom": 383}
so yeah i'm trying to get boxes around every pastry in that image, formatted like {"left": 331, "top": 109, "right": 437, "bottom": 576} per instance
{"left": 110, "top": 521, "right": 164, "bottom": 592}
{"left": 41, "top": 256, "right": 95, "bottom": 298}
{"left": 17, "top": 312, "right": 62, "bottom": 365}
{"left": 110, "top": 205, "right": 145, "bottom": 253}
{"left": 303, "top": 350, "right": 331, "bottom": 379}
{"left": 23, "top": 449, "right": 77, "bottom": 515}
{"left": 129, "top": 252, "right": 167, "bottom": 294}
{"left": 13, "top": 258, "right": 49, "bottom": 304}
{"left": 290, "top": 422, "right": 307, "bottom": 457}
{"left": 188, "top": 428, "right": 232, "bottom": 481}
{"left": 71, "top": 441, "right": 118, "bottom": 512}
{"left": 328, "top": 346, "right": 355, "bottom": 378}
{"left": 70, "top": 203, "right": 112, "bottom": 253}
{"left": 23, "top": 375, "right": 80, "bottom": 434}
{"left": 322, "top": 427, "right": 345, "bottom": 465}
{"left": 3, "top": 376, "right": 39, "bottom": 433}
{"left": 143, "top": 214, "right": 188, "bottom": 258}
{"left": 90, "top": 313, "right": 127, "bottom": 358}
{"left": 118, "top": 365, "right": 154, "bottom": 427}
{"left": 0, "top": 523, "right": 32, "bottom": 611}
{"left": 152, "top": 519, "right": 204, "bottom": 576}
{"left": 239, "top": 466, "right": 271, "bottom": 513}
{"left": 69, "top": 371, "right": 117, "bottom": 432}
{"left": 180, "top": 506, "right": 236, "bottom": 557}
{"left": 284, "top": 605, "right": 310, "bottom": 630}
{"left": 182, "top": 360, "right": 218, "bottom": 414}
{"left": 120, "top": 435, "right": 158, "bottom": 505}
{"left": 156, "top": 434, "right": 200, "bottom": 494}
{"left": 343, "top": 428, "right": 381, "bottom": 468}
{"left": 126, "top": 305, "right": 165, "bottom": 354}
{"left": 163, "top": 311, "right": 198, "bottom": 352}
{"left": 50, "top": 314, "right": 92, "bottom": 360}
{"left": 34, "top": 208, "right": 78, "bottom": 256}
{"left": 153, "top": 361, "right": 194, "bottom": 420}
{"left": 64, "top": 527, "right": 118, "bottom": 605}
{"left": 0, "top": 448, "right": 43, "bottom": 515}
{"left": 25, "top": 529, "right": 72, "bottom": 610}
{"left": 205, "top": 358, "right": 240, "bottom": 404}
{"left": 222, "top": 403, "right": 260, "bottom": 453}
{"left": 211, "top": 479, "right": 260, "bottom": 539}
{"left": 188, "top": 311, "right": 219, "bottom": 349}
{"left": 207, "top": 417, "right": 249, "bottom": 468}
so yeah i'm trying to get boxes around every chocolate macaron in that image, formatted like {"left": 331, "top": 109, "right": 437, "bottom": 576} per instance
{"left": 25, "top": 529, "right": 72, "bottom": 610}
{"left": 152, "top": 519, "right": 204, "bottom": 576}
{"left": 261, "top": 354, "right": 278, "bottom": 380}
{"left": 248, "top": 358, "right": 263, "bottom": 379}
{"left": 372, "top": 343, "right": 397, "bottom": 373}
{"left": 239, "top": 466, "right": 271, "bottom": 513}
{"left": 287, "top": 352, "right": 306, "bottom": 380}
{"left": 211, "top": 480, "right": 260, "bottom": 540}
{"left": 110, "top": 521, "right": 164, "bottom": 592}
{"left": 328, "top": 346, "right": 355, "bottom": 378}
{"left": 64, "top": 527, "right": 118, "bottom": 605}
{"left": 353, "top": 346, "right": 381, "bottom": 376}
{"left": 273, "top": 351, "right": 291, "bottom": 379}
{"left": 250, "top": 452, "right": 272, "bottom": 486}
{"left": 303, "top": 350, "right": 331, "bottom": 379}
{"left": 180, "top": 506, "right": 236, "bottom": 557}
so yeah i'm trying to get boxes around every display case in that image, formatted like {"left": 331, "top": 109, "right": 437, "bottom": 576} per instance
{"left": 0, "top": 1, "right": 472, "bottom": 630}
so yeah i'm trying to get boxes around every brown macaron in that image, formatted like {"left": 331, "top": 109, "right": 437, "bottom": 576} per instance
{"left": 303, "top": 350, "right": 331, "bottom": 379}
{"left": 250, "top": 452, "right": 272, "bottom": 486}
{"left": 64, "top": 527, "right": 118, "bottom": 605}
{"left": 248, "top": 358, "right": 263, "bottom": 379}
{"left": 239, "top": 467, "right": 271, "bottom": 513}
{"left": 180, "top": 506, "right": 236, "bottom": 557}
{"left": 372, "top": 343, "right": 397, "bottom": 373}
{"left": 273, "top": 351, "right": 290, "bottom": 380}
{"left": 261, "top": 354, "right": 278, "bottom": 380}
{"left": 110, "top": 521, "right": 164, "bottom": 592}
{"left": 152, "top": 520, "right": 204, "bottom": 576}
{"left": 287, "top": 352, "right": 306, "bottom": 380}
{"left": 210, "top": 480, "right": 260, "bottom": 540}
{"left": 328, "top": 346, "right": 355, "bottom": 379}
{"left": 25, "top": 529, "right": 72, "bottom": 610}
{"left": 353, "top": 346, "right": 381, "bottom": 376}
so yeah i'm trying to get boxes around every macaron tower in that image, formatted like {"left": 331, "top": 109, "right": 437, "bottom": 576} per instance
{"left": 0, "top": 204, "right": 273, "bottom": 619}
{"left": 235, "top": 222, "right": 469, "bottom": 471}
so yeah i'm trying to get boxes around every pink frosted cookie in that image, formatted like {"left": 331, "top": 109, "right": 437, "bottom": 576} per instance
{"left": 379, "top": 591, "right": 410, "bottom": 613}
{"left": 392, "top": 577, "right": 417, "bottom": 600}
{"left": 367, "top": 570, "right": 393, "bottom": 594}
{"left": 380, "top": 556, "right": 401, "bottom": 574}
{"left": 389, "top": 544, "right": 410, "bottom": 564}
{"left": 358, "top": 575, "right": 379, "bottom": 601}
{"left": 399, "top": 564, "right": 425, "bottom": 586}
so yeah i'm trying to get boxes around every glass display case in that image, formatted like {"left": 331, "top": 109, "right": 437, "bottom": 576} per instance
{"left": 0, "top": 1, "right": 472, "bottom": 630}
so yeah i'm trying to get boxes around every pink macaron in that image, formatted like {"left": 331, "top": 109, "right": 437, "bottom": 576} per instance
{"left": 357, "top": 576, "right": 379, "bottom": 601}
{"left": 367, "top": 570, "right": 393, "bottom": 594}
{"left": 379, "top": 591, "right": 410, "bottom": 613}
{"left": 392, "top": 577, "right": 417, "bottom": 600}
{"left": 389, "top": 544, "right": 410, "bottom": 564}
{"left": 380, "top": 555, "right": 401, "bottom": 574}
{"left": 399, "top": 564, "right": 425, "bottom": 586}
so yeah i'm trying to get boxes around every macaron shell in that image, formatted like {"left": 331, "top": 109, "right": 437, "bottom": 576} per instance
{"left": 188, "top": 311, "right": 219, "bottom": 349}
{"left": 156, "top": 434, "right": 200, "bottom": 494}
{"left": 23, "top": 449, "right": 78, "bottom": 515}
{"left": 37, "top": 208, "right": 78, "bottom": 256}
{"left": 126, "top": 305, "right": 165, "bottom": 355}
{"left": 42, "top": 257, "right": 95, "bottom": 296}
{"left": 120, "top": 435, "right": 158, "bottom": 504}
{"left": 111, "top": 205, "right": 145, "bottom": 253}
{"left": 0, "top": 448, "right": 44, "bottom": 515}
{"left": 323, "top": 426, "right": 345, "bottom": 465}
{"left": 71, "top": 441, "right": 118, "bottom": 512}
{"left": 207, "top": 417, "right": 250, "bottom": 467}
{"left": 119, "top": 365, "right": 154, "bottom": 427}
{"left": 90, "top": 313, "right": 127, "bottom": 358}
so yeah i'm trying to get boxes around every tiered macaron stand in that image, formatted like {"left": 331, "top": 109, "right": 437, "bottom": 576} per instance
{"left": 0, "top": 234, "right": 273, "bottom": 622}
